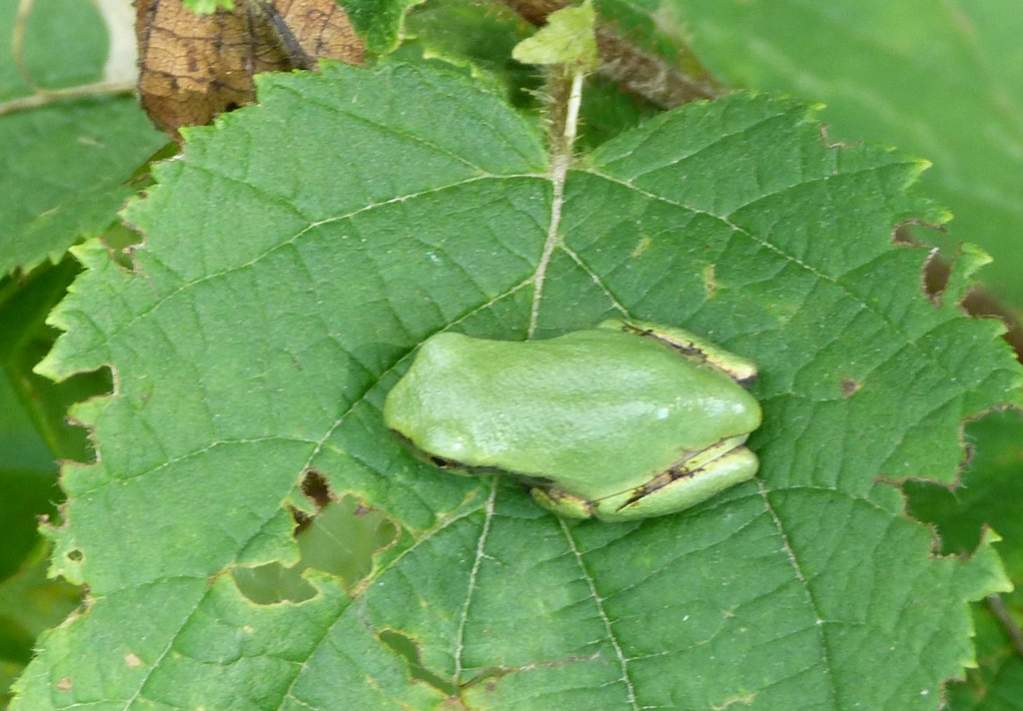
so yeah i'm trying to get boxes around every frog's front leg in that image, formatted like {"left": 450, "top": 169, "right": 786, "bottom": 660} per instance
{"left": 599, "top": 319, "right": 757, "bottom": 384}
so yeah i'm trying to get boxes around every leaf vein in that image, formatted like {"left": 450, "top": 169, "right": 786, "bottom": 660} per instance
{"left": 755, "top": 478, "right": 838, "bottom": 705}
{"left": 453, "top": 477, "right": 498, "bottom": 686}
{"left": 559, "top": 518, "right": 640, "bottom": 711}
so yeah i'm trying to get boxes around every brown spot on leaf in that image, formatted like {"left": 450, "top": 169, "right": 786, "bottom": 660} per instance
{"left": 56, "top": 677, "right": 72, "bottom": 692}
{"left": 301, "top": 468, "right": 332, "bottom": 509}
{"left": 292, "top": 468, "right": 333, "bottom": 532}
{"left": 818, "top": 123, "right": 859, "bottom": 150}
{"left": 124, "top": 652, "right": 143, "bottom": 668}
{"left": 136, "top": 0, "right": 363, "bottom": 139}
{"left": 841, "top": 378, "right": 861, "bottom": 398}
{"left": 703, "top": 263, "right": 717, "bottom": 298}
{"left": 630, "top": 236, "right": 651, "bottom": 257}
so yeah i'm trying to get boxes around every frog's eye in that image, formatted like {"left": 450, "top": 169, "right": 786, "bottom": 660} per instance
{"left": 428, "top": 454, "right": 456, "bottom": 469}
{"left": 389, "top": 429, "right": 458, "bottom": 469}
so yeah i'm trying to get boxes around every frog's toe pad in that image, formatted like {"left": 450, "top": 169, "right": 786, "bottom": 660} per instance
{"left": 531, "top": 487, "right": 593, "bottom": 519}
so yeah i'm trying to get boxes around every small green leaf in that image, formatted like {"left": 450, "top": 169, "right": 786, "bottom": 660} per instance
{"left": 398, "top": 0, "right": 537, "bottom": 102}
{"left": 14, "top": 63, "right": 1022, "bottom": 709}
{"left": 183, "top": 0, "right": 235, "bottom": 13}
{"left": 513, "top": 0, "right": 599, "bottom": 70}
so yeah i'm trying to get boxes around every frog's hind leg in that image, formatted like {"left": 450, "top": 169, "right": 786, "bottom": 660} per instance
{"left": 599, "top": 319, "right": 757, "bottom": 384}
{"left": 595, "top": 447, "right": 759, "bottom": 522}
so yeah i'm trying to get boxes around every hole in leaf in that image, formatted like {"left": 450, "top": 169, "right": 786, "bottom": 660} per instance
{"left": 101, "top": 222, "right": 145, "bottom": 270}
{"left": 233, "top": 562, "right": 318, "bottom": 604}
{"left": 891, "top": 224, "right": 1023, "bottom": 356}
{"left": 295, "top": 496, "right": 397, "bottom": 583}
{"left": 904, "top": 409, "right": 1023, "bottom": 557}
{"left": 379, "top": 629, "right": 459, "bottom": 696}
{"left": 894, "top": 224, "right": 1023, "bottom": 359}
{"left": 234, "top": 495, "right": 399, "bottom": 604}
{"left": 125, "top": 141, "right": 180, "bottom": 192}
{"left": 921, "top": 248, "right": 949, "bottom": 303}
{"left": 961, "top": 289, "right": 1023, "bottom": 360}
{"left": 1, "top": 259, "right": 113, "bottom": 469}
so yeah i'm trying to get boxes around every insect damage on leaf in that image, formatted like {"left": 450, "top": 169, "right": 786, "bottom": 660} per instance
{"left": 233, "top": 491, "right": 400, "bottom": 605}
{"left": 300, "top": 468, "right": 333, "bottom": 511}
{"left": 136, "top": 0, "right": 364, "bottom": 138}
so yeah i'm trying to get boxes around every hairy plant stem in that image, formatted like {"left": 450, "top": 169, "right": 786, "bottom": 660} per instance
{"left": 528, "top": 66, "right": 584, "bottom": 338}
{"left": 500, "top": 0, "right": 719, "bottom": 107}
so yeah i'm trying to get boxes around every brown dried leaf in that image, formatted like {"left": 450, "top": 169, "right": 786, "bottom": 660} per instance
{"left": 260, "top": 0, "right": 364, "bottom": 68}
{"left": 136, "top": 0, "right": 363, "bottom": 138}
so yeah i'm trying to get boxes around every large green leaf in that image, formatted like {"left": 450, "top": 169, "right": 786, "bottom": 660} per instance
{"left": 0, "top": 0, "right": 166, "bottom": 276}
{"left": 596, "top": 0, "right": 1023, "bottom": 314}
{"left": 14, "top": 63, "right": 1021, "bottom": 709}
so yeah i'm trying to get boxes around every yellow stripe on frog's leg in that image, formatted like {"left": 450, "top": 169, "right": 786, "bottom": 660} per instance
{"left": 594, "top": 447, "right": 759, "bottom": 522}
{"left": 598, "top": 319, "right": 758, "bottom": 384}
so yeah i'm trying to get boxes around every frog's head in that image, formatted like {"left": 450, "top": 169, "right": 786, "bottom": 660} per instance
{"left": 384, "top": 332, "right": 486, "bottom": 466}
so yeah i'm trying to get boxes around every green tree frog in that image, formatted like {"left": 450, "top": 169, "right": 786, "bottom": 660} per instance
{"left": 383, "top": 319, "right": 762, "bottom": 522}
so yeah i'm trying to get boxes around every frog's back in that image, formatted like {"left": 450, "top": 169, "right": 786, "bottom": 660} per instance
{"left": 385, "top": 329, "right": 760, "bottom": 500}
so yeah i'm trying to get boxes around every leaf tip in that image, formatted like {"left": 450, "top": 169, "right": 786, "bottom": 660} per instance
{"left": 512, "top": 0, "right": 599, "bottom": 70}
